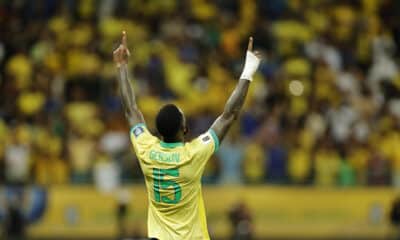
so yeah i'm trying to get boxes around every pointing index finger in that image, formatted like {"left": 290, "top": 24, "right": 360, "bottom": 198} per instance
{"left": 122, "top": 31, "right": 127, "bottom": 48}
{"left": 248, "top": 37, "right": 253, "bottom": 51}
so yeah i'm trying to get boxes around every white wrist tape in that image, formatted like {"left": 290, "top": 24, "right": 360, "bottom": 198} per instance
{"left": 240, "top": 51, "right": 261, "bottom": 81}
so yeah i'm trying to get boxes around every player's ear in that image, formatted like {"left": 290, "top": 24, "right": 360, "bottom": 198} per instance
{"left": 181, "top": 112, "right": 188, "bottom": 135}
{"left": 181, "top": 117, "right": 188, "bottom": 135}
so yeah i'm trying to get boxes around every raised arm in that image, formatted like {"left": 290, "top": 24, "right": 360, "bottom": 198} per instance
{"left": 210, "top": 37, "right": 261, "bottom": 142}
{"left": 113, "top": 31, "right": 145, "bottom": 127}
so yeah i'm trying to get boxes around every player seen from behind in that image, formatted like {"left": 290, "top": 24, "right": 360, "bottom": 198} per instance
{"left": 113, "top": 31, "right": 262, "bottom": 239}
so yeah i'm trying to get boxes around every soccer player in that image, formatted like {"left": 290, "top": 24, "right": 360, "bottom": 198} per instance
{"left": 113, "top": 31, "right": 261, "bottom": 239}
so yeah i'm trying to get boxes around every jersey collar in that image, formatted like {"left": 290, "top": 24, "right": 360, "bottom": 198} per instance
{"left": 160, "top": 141, "right": 184, "bottom": 148}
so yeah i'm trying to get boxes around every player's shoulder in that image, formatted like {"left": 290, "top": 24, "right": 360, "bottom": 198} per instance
{"left": 131, "top": 123, "right": 147, "bottom": 137}
{"left": 186, "top": 129, "right": 219, "bottom": 153}
{"left": 130, "top": 123, "right": 159, "bottom": 144}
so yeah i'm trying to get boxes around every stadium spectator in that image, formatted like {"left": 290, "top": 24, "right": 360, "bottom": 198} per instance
{"left": 390, "top": 196, "right": 400, "bottom": 240}
{"left": 348, "top": 141, "right": 369, "bottom": 185}
{"left": 3, "top": 192, "right": 26, "bottom": 240}
{"left": 337, "top": 157, "right": 356, "bottom": 187}
{"left": 367, "top": 148, "right": 391, "bottom": 186}
{"left": 33, "top": 129, "right": 68, "bottom": 185}
{"left": 314, "top": 138, "right": 341, "bottom": 187}
{"left": 228, "top": 202, "right": 253, "bottom": 240}
{"left": 4, "top": 125, "right": 32, "bottom": 185}
{"left": 217, "top": 129, "right": 244, "bottom": 184}
{"left": 243, "top": 140, "right": 265, "bottom": 184}
{"left": 288, "top": 139, "right": 311, "bottom": 184}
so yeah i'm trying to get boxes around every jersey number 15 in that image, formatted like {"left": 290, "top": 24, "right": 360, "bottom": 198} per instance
{"left": 153, "top": 168, "right": 182, "bottom": 204}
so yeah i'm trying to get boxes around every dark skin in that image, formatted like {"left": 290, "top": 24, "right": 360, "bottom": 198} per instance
{"left": 210, "top": 37, "right": 261, "bottom": 141}
{"left": 113, "top": 31, "right": 145, "bottom": 126}
{"left": 114, "top": 32, "right": 261, "bottom": 143}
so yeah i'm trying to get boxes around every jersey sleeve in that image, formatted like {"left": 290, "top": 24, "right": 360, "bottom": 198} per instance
{"left": 130, "top": 123, "right": 158, "bottom": 161}
{"left": 187, "top": 129, "right": 220, "bottom": 171}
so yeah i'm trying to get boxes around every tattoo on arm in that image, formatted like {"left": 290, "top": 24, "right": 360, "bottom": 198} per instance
{"left": 210, "top": 78, "right": 250, "bottom": 142}
{"left": 118, "top": 64, "right": 145, "bottom": 126}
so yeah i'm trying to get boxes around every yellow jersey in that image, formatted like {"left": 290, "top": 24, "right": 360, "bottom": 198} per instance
{"left": 130, "top": 123, "right": 219, "bottom": 239}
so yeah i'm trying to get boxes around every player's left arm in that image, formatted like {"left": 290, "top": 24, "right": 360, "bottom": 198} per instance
{"left": 210, "top": 37, "right": 262, "bottom": 142}
{"left": 113, "top": 31, "right": 145, "bottom": 127}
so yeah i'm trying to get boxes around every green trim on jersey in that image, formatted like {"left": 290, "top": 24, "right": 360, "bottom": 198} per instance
{"left": 209, "top": 129, "right": 220, "bottom": 153}
{"left": 160, "top": 141, "right": 184, "bottom": 148}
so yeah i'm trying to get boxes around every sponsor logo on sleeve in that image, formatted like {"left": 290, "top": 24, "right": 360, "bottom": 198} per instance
{"left": 133, "top": 126, "right": 144, "bottom": 137}
{"left": 201, "top": 135, "right": 211, "bottom": 144}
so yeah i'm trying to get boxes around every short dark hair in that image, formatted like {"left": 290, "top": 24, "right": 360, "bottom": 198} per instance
{"left": 156, "top": 104, "right": 183, "bottom": 141}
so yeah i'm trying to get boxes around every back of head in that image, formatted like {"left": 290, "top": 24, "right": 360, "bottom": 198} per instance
{"left": 156, "top": 104, "right": 183, "bottom": 142}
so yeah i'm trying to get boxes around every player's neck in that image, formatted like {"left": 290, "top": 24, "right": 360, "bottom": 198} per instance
{"left": 163, "top": 135, "right": 184, "bottom": 143}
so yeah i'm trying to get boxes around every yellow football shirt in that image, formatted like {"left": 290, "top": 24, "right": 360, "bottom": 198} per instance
{"left": 130, "top": 123, "right": 219, "bottom": 240}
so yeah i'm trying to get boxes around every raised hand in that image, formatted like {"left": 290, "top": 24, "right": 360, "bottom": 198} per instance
{"left": 247, "top": 36, "right": 262, "bottom": 60}
{"left": 240, "top": 37, "right": 262, "bottom": 81}
{"left": 113, "top": 31, "right": 131, "bottom": 67}
{"left": 210, "top": 36, "right": 261, "bottom": 142}
{"left": 114, "top": 31, "right": 145, "bottom": 126}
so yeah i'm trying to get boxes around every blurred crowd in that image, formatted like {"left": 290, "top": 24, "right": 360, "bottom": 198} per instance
{"left": 1, "top": 0, "right": 400, "bottom": 188}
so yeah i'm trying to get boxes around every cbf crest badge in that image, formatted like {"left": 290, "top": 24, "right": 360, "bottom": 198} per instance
{"left": 133, "top": 126, "right": 144, "bottom": 137}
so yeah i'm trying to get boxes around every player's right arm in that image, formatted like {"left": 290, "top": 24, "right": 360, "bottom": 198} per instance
{"left": 210, "top": 37, "right": 262, "bottom": 142}
{"left": 113, "top": 31, "right": 145, "bottom": 127}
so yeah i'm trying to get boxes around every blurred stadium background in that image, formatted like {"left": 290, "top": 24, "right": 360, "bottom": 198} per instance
{"left": 1, "top": 0, "right": 400, "bottom": 239}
